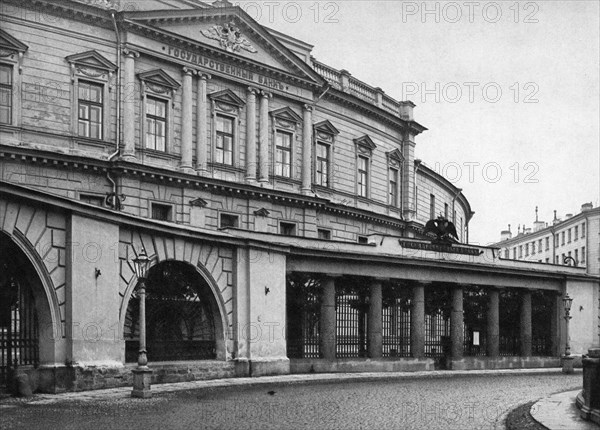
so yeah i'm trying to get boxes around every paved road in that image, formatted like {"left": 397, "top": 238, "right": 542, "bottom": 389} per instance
{"left": 0, "top": 372, "right": 581, "bottom": 430}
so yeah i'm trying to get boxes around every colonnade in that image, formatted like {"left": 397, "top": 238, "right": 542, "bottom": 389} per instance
{"left": 317, "top": 277, "right": 558, "bottom": 360}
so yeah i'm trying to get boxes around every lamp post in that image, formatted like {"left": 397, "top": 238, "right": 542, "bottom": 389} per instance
{"left": 562, "top": 293, "right": 574, "bottom": 374}
{"left": 131, "top": 249, "right": 152, "bottom": 398}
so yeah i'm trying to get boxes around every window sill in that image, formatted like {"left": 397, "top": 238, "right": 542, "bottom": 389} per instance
{"left": 142, "top": 149, "right": 178, "bottom": 160}
{"left": 272, "top": 176, "right": 301, "bottom": 185}
{"left": 210, "top": 162, "right": 245, "bottom": 173}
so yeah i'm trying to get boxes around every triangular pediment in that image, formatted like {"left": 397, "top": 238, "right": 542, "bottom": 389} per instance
{"left": 208, "top": 89, "right": 245, "bottom": 107}
{"left": 122, "top": 7, "right": 324, "bottom": 86}
{"left": 270, "top": 107, "right": 302, "bottom": 124}
{"left": 137, "top": 69, "right": 181, "bottom": 89}
{"left": 354, "top": 135, "right": 377, "bottom": 150}
{"left": 387, "top": 149, "right": 405, "bottom": 162}
{"left": 66, "top": 50, "right": 117, "bottom": 71}
{"left": 314, "top": 120, "right": 339, "bottom": 136}
{"left": 0, "top": 29, "right": 29, "bottom": 53}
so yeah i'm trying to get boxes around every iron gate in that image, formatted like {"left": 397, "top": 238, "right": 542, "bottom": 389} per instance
{"left": 0, "top": 279, "right": 39, "bottom": 386}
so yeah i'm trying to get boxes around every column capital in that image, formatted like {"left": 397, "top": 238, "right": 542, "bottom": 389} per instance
{"left": 198, "top": 72, "right": 212, "bottom": 80}
{"left": 182, "top": 66, "right": 197, "bottom": 76}
{"left": 260, "top": 90, "right": 272, "bottom": 99}
{"left": 247, "top": 86, "right": 259, "bottom": 95}
{"left": 122, "top": 48, "right": 140, "bottom": 58}
{"left": 303, "top": 104, "right": 313, "bottom": 112}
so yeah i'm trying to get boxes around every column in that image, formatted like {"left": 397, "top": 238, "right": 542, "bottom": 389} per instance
{"left": 368, "top": 280, "right": 383, "bottom": 359}
{"left": 550, "top": 292, "right": 561, "bottom": 356}
{"left": 258, "top": 91, "right": 270, "bottom": 182}
{"left": 195, "top": 73, "right": 210, "bottom": 174}
{"left": 319, "top": 276, "right": 336, "bottom": 360}
{"left": 520, "top": 290, "right": 532, "bottom": 357}
{"left": 121, "top": 49, "right": 139, "bottom": 161}
{"left": 180, "top": 67, "right": 194, "bottom": 171}
{"left": 450, "top": 286, "right": 464, "bottom": 360}
{"left": 301, "top": 105, "right": 313, "bottom": 194}
{"left": 411, "top": 283, "right": 425, "bottom": 358}
{"left": 245, "top": 87, "right": 258, "bottom": 181}
{"left": 487, "top": 288, "right": 500, "bottom": 358}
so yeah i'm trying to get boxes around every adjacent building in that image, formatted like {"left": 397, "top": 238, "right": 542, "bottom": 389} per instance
{"left": 0, "top": 0, "right": 598, "bottom": 393}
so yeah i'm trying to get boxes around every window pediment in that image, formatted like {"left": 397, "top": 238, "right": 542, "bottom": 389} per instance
{"left": 66, "top": 50, "right": 116, "bottom": 72}
{"left": 386, "top": 149, "right": 405, "bottom": 167}
{"left": 270, "top": 107, "right": 302, "bottom": 125}
{"left": 354, "top": 135, "right": 377, "bottom": 154}
{"left": 314, "top": 120, "right": 339, "bottom": 137}
{"left": 138, "top": 69, "right": 180, "bottom": 95}
{"left": 0, "top": 29, "right": 28, "bottom": 55}
{"left": 254, "top": 208, "right": 270, "bottom": 217}
{"left": 189, "top": 198, "right": 209, "bottom": 208}
{"left": 208, "top": 89, "right": 246, "bottom": 110}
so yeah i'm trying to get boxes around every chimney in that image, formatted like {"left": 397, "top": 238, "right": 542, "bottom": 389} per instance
{"left": 500, "top": 224, "right": 512, "bottom": 241}
{"left": 581, "top": 202, "right": 593, "bottom": 212}
{"left": 533, "top": 205, "right": 545, "bottom": 232}
{"left": 553, "top": 210, "right": 560, "bottom": 225}
{"left": 524, "top": 227, "right": 532, "bottom": 235}
{"left": 565, "top": 213, "right": 573, "bottom": 219}
{"left": 399, "top": 101, "right": 415, "bottom": 121}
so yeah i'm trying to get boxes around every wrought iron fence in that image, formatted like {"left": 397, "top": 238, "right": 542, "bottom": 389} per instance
{"left": 424, "top": 311, "right": 450, "bottom": 358}
{"left": 336, "top": 289, "right": 368, "bottom": 358}
{"left": 382, "top": 284, "right": 411, "bottom": 357}
{"left": 286, "top": 274, "right": 321, "bottom": 359}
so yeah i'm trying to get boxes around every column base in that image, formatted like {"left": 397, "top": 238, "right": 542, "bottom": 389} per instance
{"left": 301, "top": 187, "right": 312, "bottom": 196}
{"left": 120, "top": 153, "right": 137, "bottom": 162}
{"left": 178, "top": 166, "right": 195, "bottom": 174}
{"left": 131, "top": 367, "right": 153, "bottom": 398}
{"left": 562, "top": 355, "right": 575, "bottom": 374}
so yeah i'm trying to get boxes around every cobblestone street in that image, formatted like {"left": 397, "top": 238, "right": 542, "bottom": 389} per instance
{"left": 0, "top": 371, "right": 581, "bottom": 430}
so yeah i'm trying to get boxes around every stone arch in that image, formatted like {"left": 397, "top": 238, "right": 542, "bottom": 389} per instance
{"left": 0, "top": 199, "right": 66, "bottom": 364}
{"left": 118, "top": 229, "right": 234, "bottom": 360}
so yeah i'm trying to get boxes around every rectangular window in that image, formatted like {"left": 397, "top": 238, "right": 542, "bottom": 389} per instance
{"left": 561, "top": 232, "right": 565, "bottom": 245}
{"left": 555, "top": 234, "right": 559, "bottom": 248}
{"left": 151, "top": 203, "right": 172, "bottom": 221}
{"left": 220, "top": 213, "right": 239, "bottom": 229}
{"left": 568, "top": 228, "right": 571, "bottom": 243}
{"left": 512, "top": 247, "right": 516, "bottom": 259}
{"left": 545, "top": 237, "right": 549, "bottom": 251}
{"left": 357, "top": 155, "right": 369, "bottom": 197}
{"left": 574, "top": 226, "right": 578, "bottom": 240}
{"left": 444, "top": 203, "right": 449, "bottom": 219}
{"left": 80, "top": 194, "right": 104, "bottom": 207}
{"left": 215, "top": 114, "right": 234, "bottom": 165}
{"left": 504, "top": 249, "right": 509, "bottom": 258}
{"left": 519, "top": 245, "right": 523, "bottom": 258}
{"left": 555, "top": 255, "right": 558, "bottom": 264}
{"left": 545, "top": 258, "right": 549, "bottom": 263}
{"left": 316, "top": 142, "right": 330, "bottom": 187}
{"left": 280, "top": 221, "right": 296, "bottom": 237}
{"left": 146, "top": 97, "right": 167, "bottom": 151}
{"left": 525, "top": 243, "right": 529, "bottom": 256}
{"left": 318, "top": 229, "right": 331, "bottom": 240}
{"left": 358, "top": 236, "right": 369, "bottom": 244}
{"left": 561, "top": 253, "right": 565, "bottom": 264}
{"left": 531, "top": 242, "right": 536, "bottom": 255}
{"left": 389, "top": 167, "right": 398, "bottom": 207}
{"left": 275, "top": 130, "right": 292, "bottom": 177}
{"left": 582, "top": 247, "right": 586, "bottom": 263}
{"left": 78, "top": 80, "right": 103, "bottom": 139}
{"left": 0, "top": 64, "right": 13, "bottom": 125}
{"left": 538, "top": 239, "right": 542, "bottom": 253}
{"left": 575, "top": 249, "right": 578, "bottom": 263}
{"left": 582, "top": 223, "right": 586, "bottom": 238}
{"left": 429, "top": 194, "right": 436, "bottom": 219}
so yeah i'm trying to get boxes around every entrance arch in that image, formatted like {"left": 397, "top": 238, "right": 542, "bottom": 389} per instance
{"left": 123, "top": 260, "right": 226, "bottom": 362}
{"left": 0, "top": 231, "right": 56, "bottom": 385}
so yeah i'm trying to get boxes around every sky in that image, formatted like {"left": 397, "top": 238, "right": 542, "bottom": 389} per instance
{"left": 233, "top": 0, "right": 600, "bottom": 245}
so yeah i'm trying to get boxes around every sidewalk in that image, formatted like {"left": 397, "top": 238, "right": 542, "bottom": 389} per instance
{"left": 532, "top": 389, "right": 599, "bottom": 430}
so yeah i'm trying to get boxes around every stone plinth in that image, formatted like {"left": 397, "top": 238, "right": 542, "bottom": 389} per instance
{"left": 562, "top": 355, "right": 575, "bottom": 374}
{"left": 131, "top": 367, "right": 153, "bottom": 399}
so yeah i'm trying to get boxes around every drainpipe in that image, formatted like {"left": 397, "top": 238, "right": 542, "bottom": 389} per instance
{"left": 106, "top": 10, "right": 124, "bottom": 210}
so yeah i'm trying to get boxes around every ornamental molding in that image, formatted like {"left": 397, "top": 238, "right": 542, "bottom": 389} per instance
{"left": 270, "top": 106, "right": 302, "bottom": 124}
{"left": 254, "top": 208, "right": 270, "bottom": 217}
{"left": 208, "top": 89, "right": 246, "bottom": 108}
{"left": 353, "top": 135, "right": 377, "bottom": 153}
{"left": 313, "top": 120, "right": 339, "bottom": 137}
{"left": 0, "top": 29, "right": 29, "bottom": 54}
{"left": 201, "top": 22, "right": 258, "bottom": 54}
{"left": 386, "top": 149, "right": 405, "bottom": 167}
{"left": 189, "top": 198, "right": 209, "bottom": 208}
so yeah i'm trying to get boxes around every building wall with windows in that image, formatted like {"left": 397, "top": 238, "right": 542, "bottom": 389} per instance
{"left": 494, "top": 203, "right": 600, "bottom": 277}
{"left": 1, "top": 0, "right": 598, "bottom": 394}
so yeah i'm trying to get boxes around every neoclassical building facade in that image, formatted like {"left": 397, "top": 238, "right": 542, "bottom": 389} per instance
{"left": 0, "top": 0, "right": 598, "bottom": 392}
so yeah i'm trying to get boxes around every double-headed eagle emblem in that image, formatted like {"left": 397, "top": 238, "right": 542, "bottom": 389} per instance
{"left": 424, "top": 216, "right": 459, "bottom": 244}
{"left": 201, "top": 22, "right": 258, "bottom": 54}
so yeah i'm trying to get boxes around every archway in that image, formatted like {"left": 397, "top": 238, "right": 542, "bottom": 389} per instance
{"left": 124, "top": 260, "right": 224, "bottom": 362}
{"left": 0, "top": 232, "right": 44, "bottom": 386}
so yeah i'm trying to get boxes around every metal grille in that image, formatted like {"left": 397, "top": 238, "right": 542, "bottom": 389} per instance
{"left": 382, "top": 284, "right": 411, "bottom": 357}
{"left": 336, "top": 281, "right": 368, "bottom": 358}
{"left": 286, "top": 275, "right": 320, "bottom": 359}
{"left": 424, "top": 310, "right": 449, "bottom": 357}
{"left": 463, "top": 287, "right": 487, "bottom": 356}
{"left": 1, "top": 279, "right": 39, "bottom": 386}
{"left": 499, "top": 290, "right": 520, "bottom": 356}
{"left": 124, "top": 261, "right": 216, "bottom": 362}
